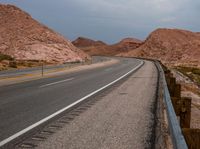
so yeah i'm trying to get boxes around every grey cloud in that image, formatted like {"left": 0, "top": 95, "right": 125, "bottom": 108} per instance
{"left": 0, "top": 0, "right": 200, "bottom": 43}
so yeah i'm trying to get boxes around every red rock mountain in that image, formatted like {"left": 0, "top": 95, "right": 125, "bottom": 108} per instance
{"left": 0, "top": 4, "right": 89, "bottom": 63}
{"left": 111, "top": 38, "right": 142, "bottom": 51}
{"left": 120, "top": 28, "right": 200, "bottom": 67}
{"left": 72, "top": 37, "right": 142, "bottom": 56}
{"left": 72, "top": 37, "right": 107, "bottom": 47}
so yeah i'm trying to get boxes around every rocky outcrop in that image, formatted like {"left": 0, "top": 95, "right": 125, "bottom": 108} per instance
{"left": 0, "top": 4, "right": 90, "bottom": 64}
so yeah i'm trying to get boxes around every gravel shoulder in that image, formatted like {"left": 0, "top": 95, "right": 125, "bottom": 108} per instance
{"left": 36, "top": 61, "right": 158, "bottom": 149}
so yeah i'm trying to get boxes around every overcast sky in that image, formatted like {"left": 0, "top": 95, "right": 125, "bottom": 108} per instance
{"left": 1, "top": 0, "right": 200, "bottom": 43}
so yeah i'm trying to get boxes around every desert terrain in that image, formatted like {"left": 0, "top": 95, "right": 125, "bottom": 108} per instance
{"left": 0, "top": 2, "right": 200, "bottom": 148}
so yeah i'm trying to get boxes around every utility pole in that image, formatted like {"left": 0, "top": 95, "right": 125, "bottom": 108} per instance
{"left": 42, "top": 61, "right": 44, "bottom": 77}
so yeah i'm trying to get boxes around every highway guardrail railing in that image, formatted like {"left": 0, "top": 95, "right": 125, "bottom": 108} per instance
{"left": 160, "top": 62, "right": 200, "bottom": 149}
{"left": 157, "top": 62, "right": 188, "bottom": 149}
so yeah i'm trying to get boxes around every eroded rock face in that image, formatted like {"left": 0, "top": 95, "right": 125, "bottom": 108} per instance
{"left": 0, "top": 4, "right": 90, "bottom": 63}
{"left": 120, "top": 28, "right": 200, "bottom": 67}
{"left": 72, "top": 37, "right": 143, "bottom": 56}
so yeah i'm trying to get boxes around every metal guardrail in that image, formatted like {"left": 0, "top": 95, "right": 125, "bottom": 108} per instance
{"left": 157, "top": 62, "right": 188, "bottom": 149}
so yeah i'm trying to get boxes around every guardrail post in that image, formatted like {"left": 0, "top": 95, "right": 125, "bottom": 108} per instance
{"left": 180, "top": 97, "right": 192, "bottom": 128}
{"left": 174, "top": 84, "right": 181, "bottom": 98}
{"left": 164, "top": 70, "right": 174, "bottom": 88}
{"left": 169, "top": 77, "right": 176, "bottom": 96}
{"left": 166, "top": 76, "right": 171, "bottom": 87}
{"left": 42, "top": 63, "right": 44, "bottom": 77}
{"left": 164, "top": 69, "right": 170, "bottom": 75}
{"left": 182, "top": 128, "right": 200, "bottom": 149}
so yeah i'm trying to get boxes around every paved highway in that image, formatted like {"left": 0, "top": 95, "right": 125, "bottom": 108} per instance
{"left": 0, "top": 57, "right": 142, "bottom": 147}
{"left": 36, "top": 60, "right": 158, "bottom": 149}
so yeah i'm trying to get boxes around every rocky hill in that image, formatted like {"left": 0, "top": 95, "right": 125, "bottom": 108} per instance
{"left": 111, "top": 38, "right": 142, "bottom": 51}
{"left": 72, "top": 37, "right": 107, "bottom": 47}
{"left": 73, "top": 37, "right": 142, "bottom": 56}
{"left": 0, "top": 4, "right": 89, "bottom": 70}
{"left": 120, "top": 28, "right": 200, "bottom": 67}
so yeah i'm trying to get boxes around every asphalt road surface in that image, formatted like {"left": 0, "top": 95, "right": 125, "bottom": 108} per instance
{"left": 0, "top": 57, "right": 142, "bottom": 147}
{"left": 36, "top": 60, "right": 158, "bottom": 149}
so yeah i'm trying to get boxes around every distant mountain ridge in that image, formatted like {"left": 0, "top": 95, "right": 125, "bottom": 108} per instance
{"left": 0, "top": 4, "right": 89, "bottom": 64}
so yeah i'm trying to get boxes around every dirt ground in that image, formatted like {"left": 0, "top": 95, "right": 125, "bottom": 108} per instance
{"left": 172, "top": 70, "right": 200, "bottom": 128}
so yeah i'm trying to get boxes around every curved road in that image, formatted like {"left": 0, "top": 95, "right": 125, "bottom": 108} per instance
{"left": 0, "top": 57, "right": 142, "bottom": 147}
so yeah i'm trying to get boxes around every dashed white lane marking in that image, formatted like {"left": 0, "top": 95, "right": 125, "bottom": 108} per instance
{"left": 39, "top": 78, "right": 74, "bottom": 88}
{"left": 0, "top": 61, "right": 144, "bottom": 147}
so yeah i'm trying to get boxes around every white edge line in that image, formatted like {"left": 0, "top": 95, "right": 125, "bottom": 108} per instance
{"left": 39, "top": 78, "right": 74, "bottom": 88}
{"left": 0, "top": 60, "right": 144, "bottom": 147}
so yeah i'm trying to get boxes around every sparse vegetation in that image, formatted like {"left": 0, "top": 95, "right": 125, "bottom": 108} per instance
{"left": 181, "top": 83, "right": 200, "bottom": 96}
{"left": 0, "top": 58, "right": 46, "bottom": 71}
{"left": 175, "top": 66, "right": 200, "bottom": 85}
{"left": 9, "top": 61, "right": 17, "bottom": 68}
{"left": 0, "top": 53, "right": 14, "bottom": 61}
{"left": 0, "top": 57, "right": 90, "bottom": 71}
{"left": 16, "top": 60, "right": 41, "bottom": 67}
